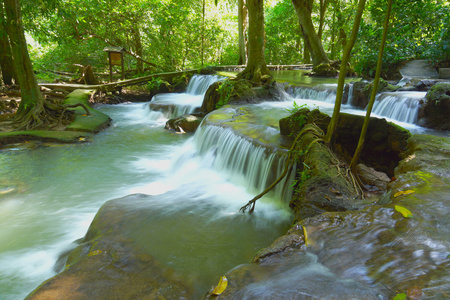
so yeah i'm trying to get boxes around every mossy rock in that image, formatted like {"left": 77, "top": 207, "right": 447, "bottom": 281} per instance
{"left": 26, "top": 194, "right": 193, "bottom": 299}
{"left": 417, "top": 83, "right": 450, "bottom": 130}
{"left": 201, "top": 79, "right": 281, "bottom": 114}
{"left": 280, "top": 110, "right": 411, "bottom": 176}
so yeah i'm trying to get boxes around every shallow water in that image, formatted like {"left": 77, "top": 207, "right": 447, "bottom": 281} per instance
{"left": 0, "top": 72, "right": 447, "bottom": 299}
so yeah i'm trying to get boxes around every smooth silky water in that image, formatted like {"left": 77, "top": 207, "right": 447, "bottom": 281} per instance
{"left": 1, "top": 73, "right": 448, "bottom": 299}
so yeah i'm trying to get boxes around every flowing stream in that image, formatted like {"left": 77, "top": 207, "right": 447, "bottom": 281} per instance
{"left": 0, "top": 73, "right": 447, "bottom": 299}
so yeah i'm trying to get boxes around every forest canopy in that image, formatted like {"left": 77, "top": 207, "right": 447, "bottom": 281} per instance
{"left": 3, "top": 0, "right": 450, "bottom": 79}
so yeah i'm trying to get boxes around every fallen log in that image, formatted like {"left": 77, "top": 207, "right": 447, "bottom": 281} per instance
{"left": 39, "top": 69, "right": 198, "bottom": 93}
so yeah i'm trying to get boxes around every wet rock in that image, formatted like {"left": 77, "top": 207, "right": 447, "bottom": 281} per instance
{"left": 349, "top": 79, "right": 401, "bottom": 109}
{"left": 201, "top": 79, "right": 282, "bottom": 114}
{"left": 165, "top": 113, "right": 203, "bottom": 133}
{"left": 280, "top": 108, "right": 411, "bottom": 176}
{"left": 417, "top": 83, "right": 450, "bottom": 130}
{"left": 26, "top": 194, "right": 193, "bottom": 300}
{"left": 356, "top": 163, "right": 391, "bottom": 191}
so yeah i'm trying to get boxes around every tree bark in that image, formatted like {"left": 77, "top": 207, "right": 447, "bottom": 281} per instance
{"left": 237, "top": 0, "right": 270, "bottom": 83}
{"left": 237, "top": 0, "right": 247, "bottom": 65}
{"left": 4, "top": 0, "right": 45, "bottom": 119}
{"left": 0, "top": 2, "right": 15, "bottom": 85}
{"left": 292, "top": 0, "right": 330, "bottom": 67}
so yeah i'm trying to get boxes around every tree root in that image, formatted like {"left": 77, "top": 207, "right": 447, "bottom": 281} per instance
{"left": 240, "top": 125, "right": 320, "bottom": 214}
{"left": 12, "top": 100, "right": 89, "bottom": 131}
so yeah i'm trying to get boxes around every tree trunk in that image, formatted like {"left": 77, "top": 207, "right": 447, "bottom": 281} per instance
{"left": 236, "top": 0, "right": 270, "bottom": 83}
{"left": 324, "top": 0, "right": 366, "bottom": 144}
{"left": 318, "top": 0, "right": 329, "bottom": 40}
{"left": 350, "top": 0, "right": 393, "bottom": 173}
{"left": 237, "top": 0, "right": 247, "bottom": 65}
{"left": 0, "top": 2, "right": 15, "bottom": 85}
{"left": 4, "top": 0, "right": 45, "bottom": 119}
{"left": 292, "top": 0, "right": 330, "bottom": 67}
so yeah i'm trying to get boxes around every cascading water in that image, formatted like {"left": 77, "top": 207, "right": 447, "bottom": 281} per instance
{"left": 148, "top": 74, "right": 224, "bottom": 120}
{"left": 1, "top": 71, "right": 446, "bottom": 299}
{"left": 193, "top": 124, "right": 294, "bottom": 203}
{"left": 370, "top": 91, "right": 426, "bottom": 124}
{"left": 289, "top": 85, "right": 337, "bottom": 103}
{"left": 347, "top": 82, "right": 354, "bottom": 105}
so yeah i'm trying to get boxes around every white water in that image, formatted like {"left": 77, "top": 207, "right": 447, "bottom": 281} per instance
{"left": 291, "top": 84, "right": 429, "bottom": 126}
{"left": 290, "top": 85, "right": 337, "bottom": 103}
{"left": 0, "top": 93, "right": 292, "bottom": 299}
{"left": 370, "top": 91, "right": 426, "bottom": 124}
{"left": 148, "top": 74, "right": 224, "bottom": 119}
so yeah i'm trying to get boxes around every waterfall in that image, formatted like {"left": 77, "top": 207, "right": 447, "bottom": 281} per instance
{"left": 186, "top": 74, "right": 225, "bottom": 95}
{"left": 370, "top": 92, "right": 426, "bottom": 124}
{"left": 290, "top": 85, "right": 336, "bottom": 103}
{"left": 192, "top": 124, "right": 295, "bottom": 203}
{"left": 347, "top": 83, "right": 354, "bottom": 105}
{"left": 148, "top": 74, "right": 225, "bottom": 120}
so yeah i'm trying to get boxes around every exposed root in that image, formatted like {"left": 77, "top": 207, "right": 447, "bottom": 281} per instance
{"left": 10, "top": 99, "right": 88, "bottom": 131}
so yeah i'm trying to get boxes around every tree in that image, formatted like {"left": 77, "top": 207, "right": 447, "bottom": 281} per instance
{"left": 350, "top": 0, "right": 393, "bottom": 173}
{"left": 324, "top": 0, "right": 366, "bottom": 144}
{"left": 4, "top": 0, "right": 45, "bottom": 125}
{"left": 0, "top": 2, "right": 15, "bottom": 85}
{"left": 291, "top": 0, "right": 330, "bottom": 66}
{"left": 236, "top": 0, "right": 271, "bottom": 83}
{"left": 237, "top": 0, "right": 247, "bottom": 65}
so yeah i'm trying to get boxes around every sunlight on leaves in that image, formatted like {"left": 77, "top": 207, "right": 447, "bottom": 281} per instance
{"left": 394, "top": 190, "right": 414, "bottom": 198}
{"left": 212, "top": 276, "right": 228, "bottom": 295}
{"left": 395, "top": 205, "right": 413, "bottom": 218}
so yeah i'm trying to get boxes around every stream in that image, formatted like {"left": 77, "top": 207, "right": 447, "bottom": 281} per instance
{"left": 0, "top": 73, "right": 448, "bottom": 299}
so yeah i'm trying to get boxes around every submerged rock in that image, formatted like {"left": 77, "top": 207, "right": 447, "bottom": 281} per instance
{"left": 26, "top": 194, "right": 193, "bottom": 300}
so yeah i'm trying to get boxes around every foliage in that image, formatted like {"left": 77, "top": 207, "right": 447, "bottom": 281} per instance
{"left": 354, "top": 0, "right": 450, "bottom": 77}
{"left": 215, "top": 79, "right": 234, "bottom": 109}
{"left": 15, "top": 0, "right": 449, "bottom": 78}
{"left": 265, "top": 0, "right": 302, "bottom": 64}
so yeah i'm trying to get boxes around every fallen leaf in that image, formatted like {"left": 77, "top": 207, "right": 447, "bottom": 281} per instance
{"left": 394, "top": 190, "right": 414, "bottom": 198}
{"left": 395, "top": 205, "right": 413, "bottom": 218}
{"left": 393, "top": 293, "right": 407, "bottom": 300}
{"left": 212, "top": 276, "right": 227, "bottom": 295}
{"left": 302, "top": 226, "right": 309, "bottom": 246}
{"left": 88, "top": 249, "right": 102, "bottom": 256}
{"left": 82, "top": 114, "right": 88, "bottom": 117}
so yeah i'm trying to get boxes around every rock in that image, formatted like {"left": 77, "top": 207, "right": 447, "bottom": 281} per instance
{"left": 349, "top": 79, "right": 401, "bottom": 109}
{"left": 356, "top": 163, "right": 391, "bottom": 191}
{"left": 201, "top": 79, "right": 282, "bottom": 114}
{"left": 280, "top": 109, "right": 411, "bottom": 176}
{"left": 417, "top": 83, "right": 450, "bottom": 130}
{"left": 165, "top": 114, "right": 203, "bottom": 133}
{"left": 439, "top": 68, "right": 450, "bottom": 79}
{"left": 26, "top": 194, "right": 193, "bottom": 300}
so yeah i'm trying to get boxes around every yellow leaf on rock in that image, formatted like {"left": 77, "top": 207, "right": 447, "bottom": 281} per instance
{"left": 394, "top": 190, "right": 414, "bottom": 198}
{"left": 395, "top": 205, "right": 413, "bottom": 218}
{"left": 302, "top": 226, "right": 309, "bottom": 246}
{"left": 88, "top": 249, "right": 102, "bottom": 256}
{"left": 212, "top": 276, "right": 228, "bottom": 295}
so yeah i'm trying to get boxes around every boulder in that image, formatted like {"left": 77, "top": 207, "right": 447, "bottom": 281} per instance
{"left": 280, "top": 108, "right": 411, "bottom": 176}
{"left": 356, "top": 163, "right": 391, "bottom": 191}
{"left": 417, "top": 83, "right": 450, "bottom": 130}
{"left": 26, "top": 194, "right": 193, "bottom": 300}
{"left": 165, "top": 114, "right": 203, "bottom": 133}
{"left": 201, "top": 79, "right": 282, "bottom": 114}
{"left": 349, "top": 79, "right": 400, "bottom": 109}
